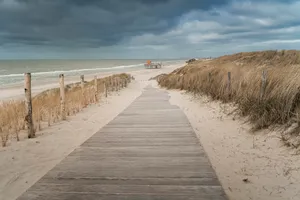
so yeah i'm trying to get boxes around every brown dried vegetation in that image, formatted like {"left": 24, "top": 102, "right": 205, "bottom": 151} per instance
{"left": 159, "top": 50, "right": 300, "bottom": 139}
{"left": 0, "top": 73, "right": 131, "bottom": 147}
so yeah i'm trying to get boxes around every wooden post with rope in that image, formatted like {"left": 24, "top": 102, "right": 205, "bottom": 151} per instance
{"left": 227, "top": 72, "right": 231, "bottom": 99}
{"left": 80, "top": 75, "right": 85, "bottom": 106}
{"left": 94, "top": 76, "right": 98, "bottom": 103}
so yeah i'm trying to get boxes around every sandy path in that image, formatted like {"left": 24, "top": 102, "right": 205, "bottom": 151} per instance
{"left": 166, "top": 89, "right": 300, "bottom": 200}
{"left": 0, "top": 63, "right": 183, "bottom": 200}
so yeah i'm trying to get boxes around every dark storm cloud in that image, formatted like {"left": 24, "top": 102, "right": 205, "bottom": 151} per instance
{"left": 0, "top": 0, "right": 228, "bottom": 47}
{"left": 1, "top": 0, "right": 300, "bottom": 59}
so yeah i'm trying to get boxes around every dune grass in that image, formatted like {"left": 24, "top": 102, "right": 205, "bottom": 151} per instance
{"left": 0, "top": 73, "right": 131, "bottom": 147}
{"left": 158, "top": 50, "right": 300, "bottom": 146}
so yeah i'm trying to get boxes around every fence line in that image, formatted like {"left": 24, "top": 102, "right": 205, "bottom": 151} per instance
{"left": 0, "top": 73, "right": 132, "bottom": 147}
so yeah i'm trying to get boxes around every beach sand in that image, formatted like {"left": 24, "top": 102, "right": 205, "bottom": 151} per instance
{"left": 0, "top": 63, "right": 183, "bottom": 200}
{"left": 1, "top": 62, "right": 300, "bottom": 200}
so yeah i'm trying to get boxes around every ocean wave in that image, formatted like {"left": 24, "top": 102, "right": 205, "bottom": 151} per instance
{"left": 0, "top": 63, "right": 144, "bottom": 78}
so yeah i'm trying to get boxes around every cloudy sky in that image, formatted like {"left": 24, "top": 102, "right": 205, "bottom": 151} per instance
{"left": 0, "top": 0, "right": 300, "bottom": 59}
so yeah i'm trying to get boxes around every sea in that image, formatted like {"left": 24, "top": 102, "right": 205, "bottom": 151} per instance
{"left": 0, "top": 59, "right": 181, "bottom": 87}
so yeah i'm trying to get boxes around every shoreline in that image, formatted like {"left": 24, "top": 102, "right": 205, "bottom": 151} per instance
{"left": 0, "top": 70, "right": 132, "bottom": 100}
{"left": 0, "top": 62, "right": 184, "bottom": 100}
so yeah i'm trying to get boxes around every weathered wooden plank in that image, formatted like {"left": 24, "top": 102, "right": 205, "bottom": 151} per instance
{"left": 89, "top": 134, "right": 197, "bottom": 139}
{"left": 109, "top": 121, "right": 188, "bottom": 125}
{"left": 124, "top": 105, "right": 177, "bottom": 108}
{"left": 55, "top": 155, "right": 213, "bottom": 167}
{"left": 116, "top": 117, "right": 186, "bottom": 120}
{"left": 110, "top": 119, "right": 190, "bottom": 124}
{"left": 27, "top": 184, "right": 225, "bottom": 196}
{"left": 18, "top": 192, "right": 227, "bottom": 200}
{"left": 38, "top": 177, "right": 221, "bottom": 186}
{"left": 44, "top": 156, "right": 216, "bottom": 179}
{"left": 113, "top": 116, "right": 188, "bottom": 120}
{"left": 118, "top": 114, "right": 186, "bottom": 118}
{"left": 45, "top": 169, "right": 217, "bottom": 180}
{"left": 92, "top": 130, "right": 196, "bottom": 135}
{"left": 104, "top": 124, "right": 192, "bottom": 128}
{"left": 127, "top": 105, "right": 177, "bottom": 108}
{"left": 85, "top": 138, "right": 198, "bottom": 145}
{"left": 97, "top": 127, "right": 194, "bottom": 133}
{"left": 90, "top": 135, "right": 197, "bottom": 140}
{"left": 120, "top": 109, "right": 182, "bottom": 113}
{"left": 68, "top": 147, "right": 205, "bottom": 158}
{"left": 82, "top": 141, "right": 201, "bottom": 147}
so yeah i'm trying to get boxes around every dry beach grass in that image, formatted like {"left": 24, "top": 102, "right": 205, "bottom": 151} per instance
{"left": 0, "top": 73, "right": 131, "bottom": 147}
{"left": 158, "top": 50, "right": 300, "bottom": 147}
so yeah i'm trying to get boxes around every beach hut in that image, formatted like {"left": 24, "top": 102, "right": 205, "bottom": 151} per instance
{"left": 144, "top": 60, "right": 162, "bottom": 69}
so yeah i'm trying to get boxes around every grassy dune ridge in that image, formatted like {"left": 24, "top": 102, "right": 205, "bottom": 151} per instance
{"left": 0, "top": 73, "right": 132, "bottom": 147}
{"left": 158, "top": 50, "right": 300, "bottom": 146}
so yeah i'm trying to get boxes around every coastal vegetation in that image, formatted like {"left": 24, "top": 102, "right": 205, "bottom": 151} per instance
{"left": 0, "top": 73, "right": 131, "bottom": 147}
{"left": 158, "top": 50, "right": 300, "bottom": 147}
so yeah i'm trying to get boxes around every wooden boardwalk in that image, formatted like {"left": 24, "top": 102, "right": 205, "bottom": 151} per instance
{"left": 17, "top": 86, "right": 228, "bottom": 200}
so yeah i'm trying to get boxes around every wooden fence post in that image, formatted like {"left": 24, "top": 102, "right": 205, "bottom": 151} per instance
{"left": 47, "top": 109, "right": 51, "bottom": 127}
{"left": 124, "top": 78, "right": 128, "bottom": 87}
{"left": 260, "top": 70, "right": 267, "bottom": 101}
{"left": 227, "top": 72, "right": 231, "bottom": 99}
{"left": 80, "top": 75, "right": 85, "bottom": 106}
{"left": 104, "top": 82, "right": 108, "bottom": 98}
{"left": 109, "top": 77, "right": 113, "bottom": 91}
{"left": 24, "top": 73, "right": 35, "bottom": 138}
{"left": 94, "top": 76, "right": 98, "bottom": 103}
{"left": 80, "top": 75, "right": 85, "bottom": 85}
{"left": 208, "top": 72, "right": 212, "bottom": 83}
{"left": 112, "top": 78, "right": 115, "bottom": 91}
{"left": 116, "top": 78, "right": 119, "bottom": 91}
{"left": 59, "top": 74, "right": 66, "bottom": 120}
{"left": 120, "top": 78, "right": 123, "bottom": 88}
{"left": 113, "top": 77, "right": 116, "bottom": 91}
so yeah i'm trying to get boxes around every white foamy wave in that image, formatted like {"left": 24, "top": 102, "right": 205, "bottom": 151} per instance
{"left": 0, "top": 63, "right": 144, "bottom": 78}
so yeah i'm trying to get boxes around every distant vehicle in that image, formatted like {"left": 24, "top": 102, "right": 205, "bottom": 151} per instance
{"left": 186, "top": 58, "right": 196, "bottom": 63}
{"left": 144, "top": 60, "right": 162, "bottom": 69}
